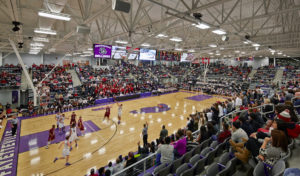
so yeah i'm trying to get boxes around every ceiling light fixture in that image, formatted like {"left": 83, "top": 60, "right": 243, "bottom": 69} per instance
{"left": 141, "top": 43, "right": 151, "bottom": 47}
{"left": 215, "top": 53, "right": 221, "bottom": 56}
{"left": 235, "top": 50, "right": 240, "bottom": 53}
{"left": 209, "top": 44, "right": 217, "bottom": 48}
{"left": 115, "top": 40, "right": 128, "bottom": 44}
{"left": 188, "top": 49, "right": 195, "bottom": 52}
{"left": 30, "top": 42, "right": 44, "bottom": 47}
{"left": 170, "top": 37, "right": 182, "bottom": 42}
{"left": 34, "top": 28, "right": 57, "bottom": 35}
{"left": 87, "top": 48, "right": 93, "bottom": 51}
{"left": 194, "top": 23, "right": 210, "bottom": 29}
{"left": 38, "top": 10, "right": 71, "bottom": 21}
{"left": 33, "top": 37, "right": 49, "bottom": 42}
{"left": 252, "top": 43, "right": 260, "bottom": 47}
{"left": 156, "top": 34, "right": 168, "bottom": 38}
{"left": 175, "top": 48, "right": 183, "bottom": 51}
{"left": 212, "top": 29, "right": 226, "bottom": 35}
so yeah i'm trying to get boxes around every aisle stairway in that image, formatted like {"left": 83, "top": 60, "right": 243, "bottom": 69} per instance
{"left": 273, "top": 68, "right": 284, "bottom": 85}
{"left": 248, "top": 69, "right": 257, "bottom": 79}
{"left": 20, "top": 69, "right": 32, "bottom": 90}
{"left": 67, "top": 69, "right": 82, "bottom": 87}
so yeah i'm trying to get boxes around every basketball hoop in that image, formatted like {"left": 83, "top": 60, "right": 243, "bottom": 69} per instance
{"left": 201, "top": 58, "right": 210, "bottom": 83}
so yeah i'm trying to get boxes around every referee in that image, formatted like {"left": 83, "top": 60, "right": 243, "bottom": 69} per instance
{"left": 142, "top": 122, "right": 148, "bottom": 147}
{"left": 10, "top": 115, "right": 18, "bottom": 136}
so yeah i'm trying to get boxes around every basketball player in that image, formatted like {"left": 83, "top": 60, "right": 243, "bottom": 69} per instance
{"left": 103, "top": 105, "right": 113, "bottom": 121}
{"left": 116, "top": 102, "right": 123, "bottom": 124}
{"left": 53, "top": 135, "right": 71, "bottom": 166}
{"left": 70, "top": 112, "right": 76, "bottom": 126}
{"left": 69, "top": 123, "right": 78, "bottom": 151}
{"left": 58, "top": 114, "right": 68, "bottom": 134}
{"left": 55, "top": 112, "right": 61, "bottom": 129}
{"left": 77, "top": 116, "right": 85, "bottom": 136}
{"left": 46, "top": 125, "right": 56, "bottom": 149}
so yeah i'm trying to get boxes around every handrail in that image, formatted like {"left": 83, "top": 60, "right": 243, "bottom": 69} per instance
{"left": 112, "top": 128, "right": 201, "bottom": 176}
{"left": 219, "top": 103, "right": 275, "bottom": 130}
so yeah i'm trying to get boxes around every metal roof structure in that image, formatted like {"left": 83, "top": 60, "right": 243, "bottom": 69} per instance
{"left": 0, "top": 0, "right": 299, "bottom": 58}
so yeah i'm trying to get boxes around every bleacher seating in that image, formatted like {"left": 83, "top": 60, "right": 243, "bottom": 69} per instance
{"left": 0, "top": 65, "right": 21, "bottom": 89}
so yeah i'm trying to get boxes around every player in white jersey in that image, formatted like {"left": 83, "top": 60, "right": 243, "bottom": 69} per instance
{"left": 58, "top": 114, "right": 68, "bottom": 134}
{"left": 116, "top": 102, "right": 123, "bottom": 125}
{"left": 53, "top": 135, "right": 71, "bottom": 166}
{"left": 69, "top": 123, "right": 78, "bottom": 150}
{"left": 55, "top": 112, "right": 61, "bottom": 129}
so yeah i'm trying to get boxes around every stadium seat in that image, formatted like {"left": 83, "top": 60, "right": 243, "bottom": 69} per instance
{"left": 282, "top": 148, "right": 291, "bottom": 162}
{"left": 206, "top": 162, "right": 225, "bottom": 176}
{"left": 201, "top": 139, "right": 211, "bottom": 149}
{"left": 192, "top": 144, "right": 202, "bottom": 155}
{"left": 215, "top": 142, "right": 226, "bottom": 157}
{"left": 153, "top": 163, "right": 168, "bottom": 175}
{"left": 217, "top": 160, "right": 233, "bottom": 176}
{"left": 253, "top": 160, "right": 286, "bottom": 176}
{"left": 175, "top": 163, "right": 190, "bottom": 176}
{"left": 192, "top": 157, "right": 206, "bottom": 175}
{"left": 180, "top": 167, "right": 194, "bottom": 176}
{"left": 272, "top": 160, "right": 286, "bottom": 176}
{"left": 183, "top": 151, "right": 193, "bottom": 163}
{"left": 156, "top": 164, "right": 172, "bottom": 176}
{"left": 205, "top": 148, "right": 217, "bottom": 165}
{"left": 210, "top": 141, "right": 219, "bottom": 149}
{"left": 218, "top": 152, "right": 231, "bottom": 165}
{"left": 189, "top": 154, "right": 201, "bottom": 165}
{"left": 200, "top": 147, "right": 210, "bottom": 157}
{"left": 170, "top": 156, "right": 184, "bottom": 173}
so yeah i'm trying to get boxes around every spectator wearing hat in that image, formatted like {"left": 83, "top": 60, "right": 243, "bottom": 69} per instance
{"left": 277, "top": 109, "right": 291, "bottom": 122}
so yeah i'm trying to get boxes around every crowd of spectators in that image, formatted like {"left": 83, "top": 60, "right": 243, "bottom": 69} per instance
{"left": 252, "top": 65, "right": 277, "bottom": 86}
{"left": 0, "top": 65, "right": 21, "bottom": 89}
{"left": 87, "top": 85, "right": 300, "bottom": 176}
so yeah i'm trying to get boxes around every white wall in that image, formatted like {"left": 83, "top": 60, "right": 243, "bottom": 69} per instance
{"left": 222, "top": 57, "right": 269, "bottom": 69}
{"left": 2, "top": 53, "right": 95, "bottom": 66}
{"left": 0, "top": 89, "right": 20, "bottom": 107}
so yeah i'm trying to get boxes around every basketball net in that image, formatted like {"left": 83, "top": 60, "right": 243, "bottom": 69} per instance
{"left": 202, "top": 58, "right": 210, "bottom": 83}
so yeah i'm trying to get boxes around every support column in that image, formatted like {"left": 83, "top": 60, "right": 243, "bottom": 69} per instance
{"left": 9, "top": 39, "right": 38, "bottom": 106}
{"left": 274, "top": 57, "right": 276, "bottom": 67}
{"left": 0, "top": 52, "right": 2, "bottom": 66}
{"left": 41, "top": 53, "right": 44, "bottom": 64}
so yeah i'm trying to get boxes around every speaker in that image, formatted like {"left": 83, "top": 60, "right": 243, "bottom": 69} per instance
{"left": 76, "top": 25, "right": 90, "bottom": 34}
{"left": 222, "top": 35, "right": 229, "bottom": 41}
{"left": 112, "top": 0, "right": 131, "bottom": 13}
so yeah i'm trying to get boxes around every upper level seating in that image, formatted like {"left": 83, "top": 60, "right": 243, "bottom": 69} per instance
{"left": 252, "top": 65, "right": 277, "bottom": 86}
{"left": 0, "top": 65, "right": 21, "bottom": 89}
{"left": 283, "top": 65, "right": 300, "bottom": 82}
{"left": 206, "top": 64, "right": 252, "bottom": 82}
{"left": 76, "top": 64, "right": 160, "bottom": 98}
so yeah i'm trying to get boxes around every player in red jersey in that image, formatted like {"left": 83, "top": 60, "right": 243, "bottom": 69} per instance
{"left": 103, "top": 105, "right": 113, "bottom": 121}
{"left": 46, "top": 125, "right": 56, "bottom": 149}
{"left": 77, "top": 116, "right": 85, "bottom": 136}
{"left": 70, "top": 112, "right": 76, "bottom": 126}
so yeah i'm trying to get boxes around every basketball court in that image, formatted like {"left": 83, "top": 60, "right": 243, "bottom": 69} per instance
{"left": 13, "top": 91, "right": 226, "bottom": 176}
